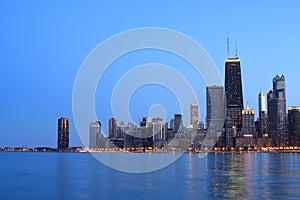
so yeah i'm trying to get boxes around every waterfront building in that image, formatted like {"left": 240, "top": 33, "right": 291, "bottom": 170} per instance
{"left": 152, "top": 117, "right": 166, "bottom": 141}
{"left": 258, "top": 92, "right": 268, "bottom": 138}
{"left": 89, "top": 121, "right": 101, "bottom": 148}
{"left": 206, "top": 86, "right": 225, "bottom": 129}
{"left": 117, "top": 121, "right": 126, "bottom": 139}
{"left": 224, "top": 117, "right": 234, "bottom": 148}
{"left": 268, "top": 75, "right": 288, "bottom": 147}
{"left": 288, "top": 106, "right": 300, "bottom": 147}
{"left": 206, "top": 86, "right": 225, "bottom": 148}
{"left": 108, "top": 118, "right": 118, "bottom": 139}
{"left": 224, "top": 57, "right": 244, "bottom": 135}
{"left": 241, "top": 106, "right": 256, "bottom": 138}
{"left": 190, "top": 103, "right": 199, "bottom": 127}
{"left": 57, "top": 117, "right": 69, "bottom": 151}
{"left": 173, "top": 114, "right": 182, "bottom": 133}
{"left": 267, "top": 90, "right": 275, "bottom": 141}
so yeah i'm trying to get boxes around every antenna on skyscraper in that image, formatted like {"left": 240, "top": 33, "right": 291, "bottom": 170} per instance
{"left": 227, "top": 32, "right": 230, "bottom": 57}
{"left": 235, "top": 41, "right": 238, "bottom": 57}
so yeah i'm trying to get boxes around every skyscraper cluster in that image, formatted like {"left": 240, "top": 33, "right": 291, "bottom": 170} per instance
{"left": 214, "top": 52, "right": 299, "bottom": 149}
{"left": 83, "top": 51, "right": 300, "bottom": 151}
{"left": 57, "top": 44, "right": 300, "bottom": 152}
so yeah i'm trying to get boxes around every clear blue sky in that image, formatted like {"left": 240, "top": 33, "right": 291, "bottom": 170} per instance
{"left": 1, "top": 1, "right": 300, "bottom": 147}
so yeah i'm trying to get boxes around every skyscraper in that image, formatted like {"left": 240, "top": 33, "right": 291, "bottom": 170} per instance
{"left": 152, "top": 117, "right": 166, "bottom": 141}
{"left": 288, "top": 106, "right": 300, "bottom": 147}
{"left": 140, "top": 117, "right": 151, "bottom": 127}
{"left": 268, "top": 75, "right": 288, "bottom": 147}
{"left": 206, "top": 86, "right": 225, "bottom": 129}
{"left": 206, "top": 86, "right": 225, "bottom": 148}
{"left": 224, "top": 117, "right": 234, "bottom": 148}
{"left": 258, "top": 92, "right": 268, "bottom": 138}
{"left": 241, "top": 106, "right": 256, "bottom": 137}
{"left": 57, "top": 117, "right": 69, "bottom": 151}
{"left": 109, "top": 118, "right": 118, "bottom": 139}
{"left": 173, "top": 114, "right": 182, "bottom": 133}
{"left": 258, "top": 92, "right": 267, "bottom": 114}
{"left": 89, "top": 121, "right": 101, "bottom": 148}
{"left": 224, "top": 57, "right": 244, "bottom": 134}
{"left": 190, "top": 103, "right": 199, "bottom": 127}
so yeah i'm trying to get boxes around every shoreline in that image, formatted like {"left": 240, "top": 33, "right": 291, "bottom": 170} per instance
{"left": 2, "top": 149, "right": 300, "bottom": 154}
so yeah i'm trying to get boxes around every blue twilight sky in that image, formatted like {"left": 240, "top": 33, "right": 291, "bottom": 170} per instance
{"left": 1, "top": 1, "right": 300, "bottom": 147}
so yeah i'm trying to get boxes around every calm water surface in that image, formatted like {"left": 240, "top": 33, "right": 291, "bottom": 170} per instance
{"left": 0, "top": 152, "right": 300, "bottom": 200}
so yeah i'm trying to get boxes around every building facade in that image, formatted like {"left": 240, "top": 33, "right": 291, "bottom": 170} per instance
{"left": 288, "top": 106, "right": 300, "bottom": 147}
{"left": 241, "top": 106, "right": 256, "bottom": 137}
{"left": 190, "top": 103, "right": 199, "bottom": 127}
{"left": 108, "top": 118, "right": 118, "bottom": 139}
{"left": 173, "top": 114, "right": 182, "bottom": 134}
{"left": 57, "top": 117, "right": 69, "bottom": 151}
{"left": 206, "top": 86, "right": 225, "bottom": 129}
{"left": 224, "top": 57, "right": 244, "bottom": 135}
{"left": 89, "top": 121, "right": 101, "bottom": 148}
{"left": 258, "top": 92, "right": 268, "bottom": 138}
{"left": 206, "top": 86, "right": 225, "bottom": 148}
{"left": 268, "top": 75, "right": 288, "bottom": 147}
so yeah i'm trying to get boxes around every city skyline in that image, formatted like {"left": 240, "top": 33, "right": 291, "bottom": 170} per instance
{"left": 1, "top": 1, "right": 300, "bottom": 147}
{"left": 1, "top": 71, "right": 299, "bottom": 150}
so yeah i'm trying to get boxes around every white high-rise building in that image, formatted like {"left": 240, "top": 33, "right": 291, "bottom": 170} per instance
{"left": 89, "top": 121, "right": 101, "bottom": 148}
{"left": 258, "top": 92, "right": 267, "bottom": 113}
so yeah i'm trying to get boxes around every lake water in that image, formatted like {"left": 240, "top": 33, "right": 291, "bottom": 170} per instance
{"left": 0, "top": 152, "right": 300, "bottom": 200}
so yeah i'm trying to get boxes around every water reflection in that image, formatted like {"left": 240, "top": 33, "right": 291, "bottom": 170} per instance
{"left": 49, "top": 152, "right": 300, "bottom": 199}
{"left": 207, "top": 153, "right": 246, "bottom": 199}
{"left": 56, "top": 153, "right": 70, "bottom": 199}
{"left": 195, "top": 153, "right": 300, "bottom": 199}
{"left": 0, "top": 152, "right": 300, "bottom": 199}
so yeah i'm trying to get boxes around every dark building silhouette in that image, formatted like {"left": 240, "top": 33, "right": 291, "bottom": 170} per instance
{"left": 267, "top": 90, "right": 275, "bottom": 139}
{"left": 288, "top": 106, "right": 300, "bottom": 147}
{"left": 258, "top": 92, "right": 268, "bottom": 138}
{"left": 108, "top": 118, "right": 118, "bottom": 139}
{"left": 268, "top": 75, "right": 288, "bottom": 147}
{"left": 224, "top": 57, "right": 244, "bottom": 135}
{"left": 224, "top": 117, "right": 234, "bottom": 148}
{"left": 173, "top": 114, "right": 182, "bottom": 133}
{"left": 140, "top": 117, "right": 151, "bottom": 127}
{"left": 57, "top": 117, "right": 69, "bottom": 151}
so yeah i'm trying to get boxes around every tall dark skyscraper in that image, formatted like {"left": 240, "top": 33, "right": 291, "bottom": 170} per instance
{"left": 173, "top": 114, "right": 182, "bottom": 133}
{"left": 109, "top": 118, "right": 118, "bottom": 139}
{"left": 224, "top": 57, "right": 244, "bottom": 134}
{"left": 258, "top": 92, "right": 268, "bottom": 138}
{"left": 288, "top": 106, "right": 300, "bottom": 147}
{"left": 268, "top": 75, "right": 288, "bottom": 147}
{"left": 57, "top": 117, "right": 69, "bottom": 151}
